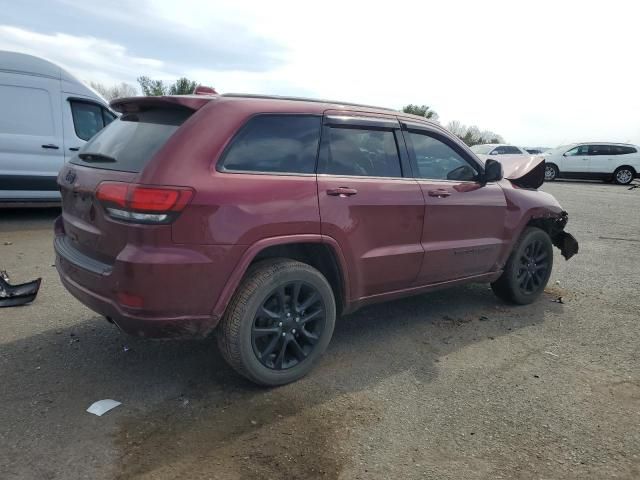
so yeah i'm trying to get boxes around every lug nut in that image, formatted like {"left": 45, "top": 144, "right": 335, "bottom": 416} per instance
{"left": 292, "top": 329, "right": 296, "bottom": 334}
{"left": 282, "top": 332, "right": 286, "bottom": 337}
{"left": 278, "top": 322, "right": 283, "bottom": 327}
{"left": 287, "top": 313, "right": 291, "bottom": 317}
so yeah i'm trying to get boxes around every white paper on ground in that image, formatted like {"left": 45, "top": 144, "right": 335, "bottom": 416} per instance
{"left": 86, "top": 399, "right": 122, "bottom": 416}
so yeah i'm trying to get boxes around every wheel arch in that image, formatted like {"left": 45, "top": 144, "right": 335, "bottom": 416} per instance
{"left": 615, "top": 164, "right": 637, "bottom": 174}
{"left": 211, "top": 235, "right": 350, "bottom": 322}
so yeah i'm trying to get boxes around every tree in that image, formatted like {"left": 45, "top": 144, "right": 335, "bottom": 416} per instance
{"left": 137, "top": 76, "right": 199, "bottom": 96}
{"left": 169, "top": 77, "right": 198, "bottom": 95}
{"left": 402, "top": 104, "right": 439, "bottom": 122}
{"left": 89, "top": 81, "right": 137, "bottom": 101}
{"left": 444, "top": 121, "right": 504, "bottom": 146}
{"left": 137, "top": 76, "right": 168, "bottom": 96}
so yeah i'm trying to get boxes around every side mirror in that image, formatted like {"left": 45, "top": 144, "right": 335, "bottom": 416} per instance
{"left": 482, "top": 159, "right": 503, "bottom": 183}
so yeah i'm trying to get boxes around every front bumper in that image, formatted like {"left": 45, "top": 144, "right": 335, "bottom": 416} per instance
{"left": 553, "top": 231, "right": 579, "bottom": 260}
{"left": 549, "top": 211, "right": 579, "bottom": 260}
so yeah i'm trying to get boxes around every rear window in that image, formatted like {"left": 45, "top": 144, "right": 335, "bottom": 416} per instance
{"left": 70, "top": 108, "right": 191, "bottom": 172}
{"left": 470, "top": 144, "right": 494, "bottom": 155}
{"left": 491, "top": 146, "right": 522, "bottom": 154}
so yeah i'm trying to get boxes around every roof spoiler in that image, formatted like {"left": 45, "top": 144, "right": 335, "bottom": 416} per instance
{"left": 110, "top": 95, "right": 213, "bottom": 113}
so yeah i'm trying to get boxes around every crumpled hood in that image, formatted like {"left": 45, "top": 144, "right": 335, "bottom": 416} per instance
{"left": 476, "top": 154, "right": 546, "bottom": 189}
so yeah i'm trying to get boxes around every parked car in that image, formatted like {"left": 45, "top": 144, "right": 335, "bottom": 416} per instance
{"left": 542, "top": 143, "right": 640, "bottom": 184}
{"left": 470, "top": 144, "right": 529, "bottom": 156}
{"left": 0, "top": 51, "right": 115, "bottom": 203}
{"left": 54, "top": 93, "right": 578, "bottom": 386}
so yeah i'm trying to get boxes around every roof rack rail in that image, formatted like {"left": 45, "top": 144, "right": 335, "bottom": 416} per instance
{"left": 220, "top": 93, "right": 397, "bottom": 112}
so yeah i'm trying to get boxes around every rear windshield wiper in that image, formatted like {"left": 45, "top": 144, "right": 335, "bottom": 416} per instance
{"left": 78, "top": 153, "right": 117, "bottom": 163}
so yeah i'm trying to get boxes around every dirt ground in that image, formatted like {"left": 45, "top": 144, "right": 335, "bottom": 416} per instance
{"left": 1, "top": 181, "right": 639, "bottom": 479}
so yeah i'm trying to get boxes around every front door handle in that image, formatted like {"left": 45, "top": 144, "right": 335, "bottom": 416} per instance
{"left": 327, "top": 187, "right": 358, "bottom": 197}
{"left": 41, "top": 144, "right": 60, "bottom": 150}
{"left": 69, "top": 147, "right": 80, "bottom": 152}
{"left": 428, "top": 189, "right": 451, "bottom": 198}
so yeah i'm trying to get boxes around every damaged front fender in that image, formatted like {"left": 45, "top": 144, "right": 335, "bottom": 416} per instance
{"left": 527, "top": 211, "right": 579, "bottom": 260}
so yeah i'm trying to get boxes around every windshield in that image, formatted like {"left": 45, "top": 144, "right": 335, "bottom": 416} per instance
{"left": 70, "top": 108, "right": 192, "bottom": 172}
{"left": 470, "top": 144, "right": 495, "bottom": 154}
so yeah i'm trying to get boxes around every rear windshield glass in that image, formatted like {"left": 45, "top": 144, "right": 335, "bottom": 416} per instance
{"left": 70, "top": 108, "right": 192, "bottom": 172}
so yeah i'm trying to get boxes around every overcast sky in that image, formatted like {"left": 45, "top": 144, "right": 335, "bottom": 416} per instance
{"left": 1, "top": 0, "right": 639, "bottom": 146}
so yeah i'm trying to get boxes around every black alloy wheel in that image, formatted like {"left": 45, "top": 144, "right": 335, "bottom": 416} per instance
{"left": 251, "top": 281, "right": 326, "bottom": 370}
{"left": 516, "top": 238, "right": 550, "bottom": 295}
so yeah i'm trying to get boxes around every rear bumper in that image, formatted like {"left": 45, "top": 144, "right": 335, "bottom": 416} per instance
{"left": 53, "top": 217, "right": 243, "bottom": 338}
{"left": 56, "top": 264, "right": 214, "bottom": 338}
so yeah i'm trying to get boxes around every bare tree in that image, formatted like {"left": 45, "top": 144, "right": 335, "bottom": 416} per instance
{"left": 445, "top": 121, "right": 504, "bottom": 146}
{"left": 90, "top": 81, "right": 138, "bottom": 101}
{"left": 137, "top": 76, "right": 199, "bottom": 96}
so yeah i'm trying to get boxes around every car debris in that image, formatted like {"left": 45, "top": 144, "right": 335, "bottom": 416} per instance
{"left": 86, "top": 399, "right": 122, "bottom": 416}
{"left": 0, "top": 270, "right": 41, "bottom": 307}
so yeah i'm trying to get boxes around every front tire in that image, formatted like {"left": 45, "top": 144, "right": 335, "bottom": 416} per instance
{"left": 217, "top": 259, "right": 336, "bottom": 386}
{"left": 613, "top": 166, "right": 635, "bottom": 185}
{"left": 544, "top": 163, "right": 559, "bottom": 181}
{"left": 491, "top": 227, "right": 553, "bottom": 305}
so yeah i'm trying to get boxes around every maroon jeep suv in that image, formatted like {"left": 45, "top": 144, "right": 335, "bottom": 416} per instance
{"left": 54, "top": 93, "right": 578, "bottom": 385}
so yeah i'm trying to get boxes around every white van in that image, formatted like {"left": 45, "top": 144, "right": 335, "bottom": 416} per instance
{"left": 0, "top": 51, "right": 116, "bottom": 202}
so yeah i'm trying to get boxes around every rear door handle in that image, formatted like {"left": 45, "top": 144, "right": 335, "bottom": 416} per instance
{"left": 327, "top": 187, "right": 358, "bottom": 197}
{"left": 41, "top": 144, "right": 60, "bottom": 150}
{"left": 427, "top": 189, "right": 451, "bottom": 198}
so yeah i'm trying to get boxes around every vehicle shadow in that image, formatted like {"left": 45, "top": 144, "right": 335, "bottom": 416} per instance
{"left": 0, "top": 207, "right": 60, "bottom": 232}
{"left": 0, "top": 283, "right": 565, "bottom": 480}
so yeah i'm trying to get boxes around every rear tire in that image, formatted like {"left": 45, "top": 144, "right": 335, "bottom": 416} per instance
{"left": 491, "top": 227, "right": 553, "bottom": 305}
{"left": 217, "top": 259, "right": 336, "bottom": 386}
{"left": 613, "top": 166, "right": 635, "bottom": 185}
{"left": 544, "top": 163, "right": 559, "bottom": 181}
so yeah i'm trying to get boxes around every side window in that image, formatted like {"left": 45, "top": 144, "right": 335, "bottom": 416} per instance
{"left": 588, "top": 145, "right": 610, "bottom": 156}
{"left": 490, "top": 146, "right": 506, "bottom": 155}
{"left": 103, "top": 109, "right": 116, "bottom": 126}
{"left": 408, "top": 131, "right": 478, "bottom": 181}
{"left": 565, "top": 145, "right": 588, "bottom": 156}
{"left": 322, "top": 127, "right": 402, "bottom": 177}
{"left": 0, "top": 85, "right": 54, "bottom": 136}
{"left": 221, "top": 115, "right": 321, "bottom": 174}
{"left": 70, "top": 101, "right": 105, "bottom": 141}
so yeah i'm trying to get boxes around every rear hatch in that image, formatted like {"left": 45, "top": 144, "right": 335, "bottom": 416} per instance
{"left": 57, "top": 99, "right": 203, "bottom": 265}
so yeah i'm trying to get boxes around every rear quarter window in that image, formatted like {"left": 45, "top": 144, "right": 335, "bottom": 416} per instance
{"left": 220, "top": 115, "right": 321, "bottom": 174}
{"left": 612, "top": 145, "right": 637, "bottom": 155}
{"left": 71, "top": 108, "right": 191, "bottom": 172}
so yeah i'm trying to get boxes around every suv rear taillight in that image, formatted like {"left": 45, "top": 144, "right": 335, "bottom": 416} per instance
{"left": 96, "top": 182, "right": 194, "bottom": 224}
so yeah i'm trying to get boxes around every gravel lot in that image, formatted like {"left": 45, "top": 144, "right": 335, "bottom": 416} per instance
{"left": 1, "top": 181, "right": 639, "bottom": 480}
